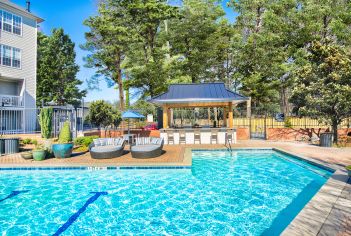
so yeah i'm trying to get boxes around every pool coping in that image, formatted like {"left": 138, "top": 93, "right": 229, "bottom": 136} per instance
{"left": 188, "top": 147, "right": 349, "bottom": 236}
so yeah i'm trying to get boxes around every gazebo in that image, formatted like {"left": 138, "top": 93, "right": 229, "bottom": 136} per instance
{"left": 150, "top": 83, "right": 249, "bottom": 129}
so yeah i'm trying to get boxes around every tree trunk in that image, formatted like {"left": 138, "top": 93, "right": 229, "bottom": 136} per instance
{"left": 332, "top": 120, "right": 338, "bottom": 144}
{"left": 279, "top": 87, "right": 290, "bottom": 116}
{"left": 115, "top": 63, "right": 125, "bottom": 111}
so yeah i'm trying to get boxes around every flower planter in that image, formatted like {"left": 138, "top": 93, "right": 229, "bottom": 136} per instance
{"left": 33, "top": 150, "right": 46, "bottom": 161}
{"left": 21, "top": 152, "right": 33, "bottom": 160}
{"left": 52, "top": 143, "right": 74, "bottom": 158}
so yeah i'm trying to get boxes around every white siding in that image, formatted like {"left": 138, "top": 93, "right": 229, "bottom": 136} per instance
{"left": 0, "top": 3, "right": 38, "bottom": 109}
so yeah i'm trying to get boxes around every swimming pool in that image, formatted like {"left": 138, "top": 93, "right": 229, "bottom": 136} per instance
{"left": 0, "top": 149, "right": 332, "bottom": 235}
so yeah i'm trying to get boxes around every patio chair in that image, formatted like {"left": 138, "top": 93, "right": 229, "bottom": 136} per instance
{"left": 89, "top": 137, "right": 126, "bottom": 159}
{"left": 131, "top": 137, "right": 164, "bottom": 158}
{"left": 225, "top": 129, "right": 237, "bottom": 144}
{"left": 179, "top": 130, "right": 186, "bottom": 144}
{"left": 194, "top": 129, "right": 201, "bottom": 144}
{"left": 166, "top": 130, "right": 174, "bottom": 144}
{"left": 210, "top": 130, "right": 218, "bottom": 144}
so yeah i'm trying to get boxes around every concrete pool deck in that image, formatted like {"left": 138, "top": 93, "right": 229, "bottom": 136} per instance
{"left": 0, "top": 140, "right": 350, "bottom": 235}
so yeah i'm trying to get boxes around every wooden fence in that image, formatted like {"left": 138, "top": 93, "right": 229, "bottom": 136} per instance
{"left": 233, "top": 117, "right": 351, "bottom": 133}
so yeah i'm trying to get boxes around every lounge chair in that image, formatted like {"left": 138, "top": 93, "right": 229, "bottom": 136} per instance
{"left": 131, "top": 137, "right": 164, "bottom": 158}
{"left": 89, "top": 137, "right": 126, "bottom": 159}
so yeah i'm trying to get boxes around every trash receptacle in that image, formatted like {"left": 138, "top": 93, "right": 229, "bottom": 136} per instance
{"left": 320, "top": 132, "right": 333, "bottom": 147}
{"left": 2, "top": 138, "right": 20, "bottom": 155}
{"left": 0, "top": 139, "right": 4, "bottom": 156}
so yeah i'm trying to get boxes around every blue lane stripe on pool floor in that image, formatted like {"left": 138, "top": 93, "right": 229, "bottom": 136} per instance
{"left": 0, "top": 190, "right": 29, "bottom": 203}
{"left": 53, "top": 192, "right": 108, "bottom": 236}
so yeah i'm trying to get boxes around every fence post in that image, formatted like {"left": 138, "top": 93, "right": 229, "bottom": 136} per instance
{"left": 264, "top": 113, "right": 267, "bottom": 140}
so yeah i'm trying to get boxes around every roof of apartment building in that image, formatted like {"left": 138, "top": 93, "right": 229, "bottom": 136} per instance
{"left": 0, "top": 0, "right": 44, "bottom": 23}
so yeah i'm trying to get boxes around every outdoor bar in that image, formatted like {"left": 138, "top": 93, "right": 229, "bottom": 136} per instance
{"left": 150, "top": 83, "right": 250, "bottom": 144}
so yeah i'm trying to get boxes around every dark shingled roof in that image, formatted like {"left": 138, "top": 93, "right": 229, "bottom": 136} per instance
{"left": 150, "top": 83, "right": 248, "bottom": 104}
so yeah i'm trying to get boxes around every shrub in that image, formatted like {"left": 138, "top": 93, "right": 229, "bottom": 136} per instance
{"left": 39, "top": 107, "right": 53, "bottom": 139}
{"left": 284, "top": 117, "right": 293, "bottom": 128}
{"left": 74, "top": 136, "right": 99, "bottom": 147}
{"left": 58, "top": 121, "right": 72, "bottom": 143}
{"left": 346, "top": 165, "right": 351, "bottom": 171}
{"left": 22, "top": 138, "right": 32, "bottom": 145}
{"left": 21, "top": 138, "right": 38, "bottom": 145}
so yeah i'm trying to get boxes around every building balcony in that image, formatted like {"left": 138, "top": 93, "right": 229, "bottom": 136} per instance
{"left": 0, "top": 95, "right": 24, "bottom": 107}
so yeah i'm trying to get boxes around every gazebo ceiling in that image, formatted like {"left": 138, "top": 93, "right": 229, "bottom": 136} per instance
{"left": 150, "top": 83, "right": 248, "bottom": 104}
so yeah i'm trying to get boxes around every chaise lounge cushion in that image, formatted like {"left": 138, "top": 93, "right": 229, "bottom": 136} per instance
{"left": 131, "top": 145, "right": 160, "bottom": 152}
{"left": 91, "top": 145, "right": 123, "bottom": 153}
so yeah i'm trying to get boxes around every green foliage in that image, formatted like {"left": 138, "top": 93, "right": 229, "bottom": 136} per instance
{"left": 82, "top": 0, "right": 351, "bottom": 119}
{"left": 284, "top": 117, "right": 293, "bottom": 128}
{"left": 21, "top": 138, "right": 38, "bottom": 145}
{"left": 58, "top": 121, "right": 72, "bottom": 144}
{"left": 89, "top": 100, "right": 119, "bottom": 130}
{"left": 346, "top": 166, "right": 351, "bottom": 171}
{"left": 34, "top": 143, "right": 45, "bottom": 151}
{"left": 290, "top": 42, "right": 351, "bottom": 142}
{"left": 74, "top": 135, "right": 99, "bottom": 147}
{"left": 37, "top": 29, "right": 86, "bottom": 106}
{"left": 135, "top": 121, "right": 147, "bottom": 129}
{"left": 130, "top": 100, "right": 157, "bottom": 117}
{"left": 39, "top": 107, "right": 53, "bottom": 139}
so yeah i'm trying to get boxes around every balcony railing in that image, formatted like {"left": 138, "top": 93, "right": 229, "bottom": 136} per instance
{"left": 0, "top": 95, "right": 24, "bottom": 107}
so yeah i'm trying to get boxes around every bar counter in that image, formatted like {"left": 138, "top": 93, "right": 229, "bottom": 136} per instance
{"left": 160, "top": 128, "right": 236, "bottom": 145}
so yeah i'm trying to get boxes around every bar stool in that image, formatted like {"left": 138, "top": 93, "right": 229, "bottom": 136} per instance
{"left": 226, "top": 129, "right": 236, "bottom": 144}
{"left": 166, "top": 130, "right": 174, "bottom": 144}
{"left": 194, "top": 129, "right": 201, "bottom": 144}
{"left": 210, "top": 130, "right": 218, "bottom": 144}
{"left": 179, "top": 130, "right": 186, "bottom": 144}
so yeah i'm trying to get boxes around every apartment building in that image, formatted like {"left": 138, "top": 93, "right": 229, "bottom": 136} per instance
{"left": 0, "top": 0, "right": 43, "bottom": 133}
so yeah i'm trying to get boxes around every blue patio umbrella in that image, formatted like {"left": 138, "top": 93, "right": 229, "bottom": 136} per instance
{"left": 122, "top": 110, "right": 145, "bottom": 134}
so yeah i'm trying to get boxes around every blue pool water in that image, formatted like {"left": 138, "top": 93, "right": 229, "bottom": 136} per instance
{"left": 0, "top": 149, "right": 332, "bottom": 235}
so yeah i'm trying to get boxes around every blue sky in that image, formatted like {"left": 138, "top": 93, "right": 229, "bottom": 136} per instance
{"left": 12, "top": 0, "right": 237, "bottom": 103}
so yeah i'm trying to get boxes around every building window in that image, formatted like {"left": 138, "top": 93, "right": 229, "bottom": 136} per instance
{"left": 0, "top": 9, "right": 22, "bottom": 35}
{"left": 0, "top": 44, "right": 21, "bottom": 68}
{"left": 12, "top": 48, "right": 21, "bottom": 68}
{"left": 13, "top": 15, "right": 22, "bottom": 35}
{"left": 3, "top": 11, "right": 12, "bottom": 33}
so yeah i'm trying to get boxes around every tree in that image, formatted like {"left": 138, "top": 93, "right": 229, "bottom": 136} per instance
{"left": 122, "top": 0, "right": 179, "bottom": 98}
{"left": 290, "top": 42, "right": 351, "bottom": 143}
{"left": 130, "top": 100, "right": 157, "bottom": 117}
{"left": 89, "top": 100, "right": 115, "bottom": 135}
{"left": 82, "top": 0, "right": 136, "bottom": 111}
{"left": 37, "top": 29, "right": 86, "bottom": 106}
{"left": 167, "top": 0, "right": 227, "bottom": 83}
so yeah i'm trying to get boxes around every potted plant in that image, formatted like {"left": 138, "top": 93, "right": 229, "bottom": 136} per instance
{"left": 52, "top": 121, "right": 74, "bottom": 158}
{"left": 346, "top": 166, "right": 351, "bottom": 177}
{"left": 20, "top": 151, "right": 33, "bottom": 160}
{"left": 32, "top": 144, "right": 46, "bottom": 161}
{"left": 39, "top": 107, "right": 53, "bottom": 157}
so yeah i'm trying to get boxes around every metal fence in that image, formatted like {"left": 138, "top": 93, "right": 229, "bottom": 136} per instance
{"left": 0, "top": 107, "right": 91, "bottom": 138}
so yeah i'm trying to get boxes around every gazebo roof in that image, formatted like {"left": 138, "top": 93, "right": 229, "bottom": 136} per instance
{"left": 150, "top": 83, "right": 248, "bottom": 104}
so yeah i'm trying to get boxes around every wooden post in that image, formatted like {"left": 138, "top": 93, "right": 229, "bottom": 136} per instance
{"left": 167, "top": 108, "right": 172, "bottom": 127}
{"left": 247, "top": 97, "right": 252, "bottom": 118}
{"left": 228, "top": 102, "right": 233, "bottom": 128}
{"left": 223, "top": 107, "right": 228, "bottom": 127}
{"left": 163, "top": 105, "right": 168, "bottom": 129}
